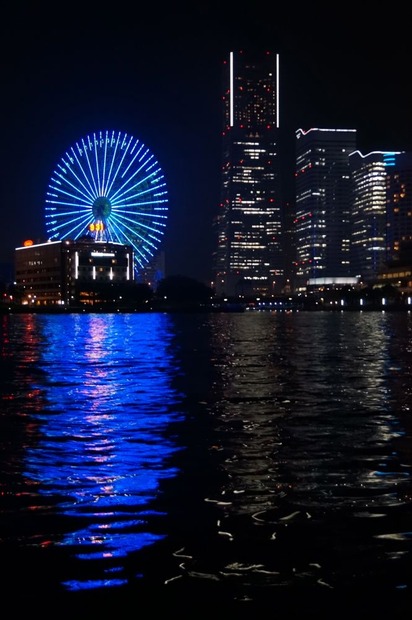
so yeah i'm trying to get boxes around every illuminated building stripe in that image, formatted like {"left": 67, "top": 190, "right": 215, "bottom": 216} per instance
{"left": 276, "top": 53, "right": 279, "bottom": 129}
{"left": 230, "top": 52, "right": 234, "bottom": 127}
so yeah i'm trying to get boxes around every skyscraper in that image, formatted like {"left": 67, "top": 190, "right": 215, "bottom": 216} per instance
{"left": 349, "top": 150, "right": 403, "bottom": 281}
{"left": 213, "top": 51, "right": 283, "bottom": 298}
{"left": 294, "top": 128, "right": 357, "bottom": 291}
{"left": 385, "top": 152, "right": 412, "bottom": 265}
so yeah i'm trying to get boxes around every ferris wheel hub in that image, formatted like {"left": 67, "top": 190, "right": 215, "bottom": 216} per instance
{"left": 93, "top": 196, "right": 112, "bottom": 220}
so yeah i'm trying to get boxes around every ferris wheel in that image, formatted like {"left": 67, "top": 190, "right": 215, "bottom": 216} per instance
{"left": 45, "top": 130, "right": 168, "bottom": 277}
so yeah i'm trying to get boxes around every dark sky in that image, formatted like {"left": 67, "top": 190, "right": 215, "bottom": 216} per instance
{"left": 1, "top": 3, "right": 411, "bottom": 283}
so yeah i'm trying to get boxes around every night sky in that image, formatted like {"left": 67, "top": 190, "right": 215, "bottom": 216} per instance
{"left": 1, "top": 4, "right": 411, "bottom": 284}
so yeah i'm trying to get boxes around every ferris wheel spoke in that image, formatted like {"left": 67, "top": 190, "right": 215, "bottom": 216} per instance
{"left": 57, "top": 160, "right": 97, "bottom": 203}
{"left": 47, "top": 211, "right": 93, "bottom": 237}
{"left": 46, "top": 208, "right": 91, "bottom": 221}
{"left": 101, "top": 131, "right": 111, "bottom": 196}
{"left": 93, "top": 132, "right": 104, "bottom": 194}
{"left": 112, "top": 199, "right": 168, "bottom": 214}
{"left": 109, "top": 162, "right": 149, "bottom": 203}
{"left": 113, "top": 206, "right": 167, "bottom": 225}
{"left": 121, "top": 153, "right": 155, "bottom": 187}
{"left": 120, "top": 142, "right": 146, "bottom": 182}
{"left": 110, "top": 213, "right": 165, "bottom": 241}
{"left": 81, "top": 138, "right": 100, "bottom": 197}
{"left": 110, "top": 177, "right": 166, "bottom": 206}
{"left": 109, "top": 213, "right": 160, "bottom": 248}
{"left": 46, "top": 185, "right": 93, "bottom": 207}
{"left": 114, "top": 215, "right": 165, "bottom": 240}
{"left": 110, "top": 151, "right": 158, "bottom": 202}
{"left": 107, "top": 220, "right": 150, "bottom": 267}
{"left": 70, "top": 146, "right": 100, "bottom": 199}
{"left": 104, "top": 131, "right": 122, "bottom": 195}
{"left": 106, "top": 224, "right": 152, "bottom": 268}
{"left": 104, "top": 134, "right": 135, "bottom": 197}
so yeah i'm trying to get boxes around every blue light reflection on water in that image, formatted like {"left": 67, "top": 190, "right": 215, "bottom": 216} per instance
{"left": 3, "top": 311, "right": 412, "bottom": 611}
{"left": 17, "top": 313, "right": 185, "bottom": 591}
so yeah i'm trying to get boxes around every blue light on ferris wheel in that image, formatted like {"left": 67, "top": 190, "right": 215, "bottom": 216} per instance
{"left": 44, "top": 130, "right": 168, "bottom": 278}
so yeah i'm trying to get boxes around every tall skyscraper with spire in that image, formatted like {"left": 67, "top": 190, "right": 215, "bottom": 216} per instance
{"left": 213, "top": 51, "right": 284, "bottom": 297}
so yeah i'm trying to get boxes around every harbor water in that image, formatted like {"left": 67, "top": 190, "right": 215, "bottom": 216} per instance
{"left": 1, "top": 310, "right": 412, "bottom": 617}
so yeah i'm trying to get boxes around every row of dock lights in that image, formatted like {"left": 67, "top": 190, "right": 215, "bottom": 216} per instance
{"left": 232, "top": 296, "right": 412, "bottom": 310}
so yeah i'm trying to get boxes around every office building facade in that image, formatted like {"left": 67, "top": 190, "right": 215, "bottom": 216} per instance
{"left": 385, "top": 152, "right": 412, "bottom": 265}
{"left": 213, "top": 51, "right": 283, "bottom": 297}
{"left": 294, "top": 128, "right": 357, "bottom": 291}
{"left": 15, "top": 238, "right": 134, "bottom": 307}
{"left": 349, "top": 150, "right": 404, "bottom": 282}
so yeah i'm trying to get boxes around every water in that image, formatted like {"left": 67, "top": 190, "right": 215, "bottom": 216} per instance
{"left": 1, "top": 310, "right": 412, "bottom": 616}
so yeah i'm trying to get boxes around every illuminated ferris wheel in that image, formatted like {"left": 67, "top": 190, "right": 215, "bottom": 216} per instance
{"left": 45, "top": 130, "right": 168, "bottom": 277}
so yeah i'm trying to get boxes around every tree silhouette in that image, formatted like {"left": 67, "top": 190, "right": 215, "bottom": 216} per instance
{"left": 156, "top": 276, "right": 212, "bottom": 303}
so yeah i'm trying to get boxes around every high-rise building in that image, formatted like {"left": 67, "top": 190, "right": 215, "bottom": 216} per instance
{"left": 294, "top": 127, "right": 357, "bottom": 291}
{"left": 385, "top": 152, "right": 412, "bottom": 264}
{"left": 349, "top": 150, "right": 404, "bottom": 282}
{"left": 213, "top": 51, "right": 284, "bottom": 298}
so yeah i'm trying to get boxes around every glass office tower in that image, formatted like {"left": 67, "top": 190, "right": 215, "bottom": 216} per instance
{"left": 213, "top": 51, "right": 283, "bottom": 298}
{"left": 349, "top": 150, "right": 404, "bottom": 282}
{"left": 294, "top": 127, "right": 357, "bottom": 291}
{"left": 385, "top": 152, "right": 412, "bottom": 264}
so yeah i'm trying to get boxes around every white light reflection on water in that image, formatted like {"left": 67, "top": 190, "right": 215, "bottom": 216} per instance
{"left": 161, "top": 311, "right": 412, "bottom": 601}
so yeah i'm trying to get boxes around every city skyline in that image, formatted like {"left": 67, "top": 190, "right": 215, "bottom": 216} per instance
{"left": 1, "top": 5, "right": 411, "bottom": 284}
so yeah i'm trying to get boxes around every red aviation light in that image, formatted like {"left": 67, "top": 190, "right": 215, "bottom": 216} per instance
{"left": 23, "top": 240, "right": 33, "bottom": 247}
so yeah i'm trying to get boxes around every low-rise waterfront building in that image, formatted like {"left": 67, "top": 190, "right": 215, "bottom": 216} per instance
{"left": 15, "top": 237, "right": 134, "bottom": 307}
